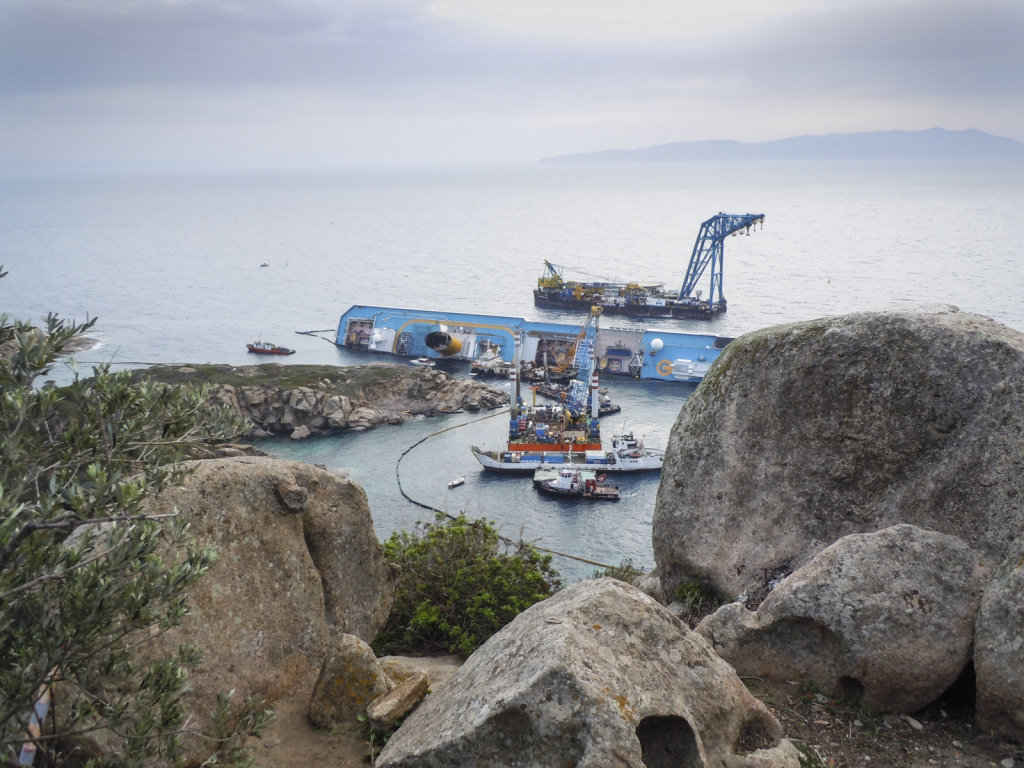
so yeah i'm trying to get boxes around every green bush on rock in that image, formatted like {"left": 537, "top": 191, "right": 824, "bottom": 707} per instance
{"left": 374, "top": 513, "right": 562, "bottom": 658}
{"left": 593, "top": 557, "right": 646, "bottom": 585}
{"left": 674, "top": 579, "right": 724, "bottom": 627}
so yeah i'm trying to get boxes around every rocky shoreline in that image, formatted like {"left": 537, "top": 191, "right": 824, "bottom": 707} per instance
{"left": 131, "top": 362, "right": 509, "bottom": 439}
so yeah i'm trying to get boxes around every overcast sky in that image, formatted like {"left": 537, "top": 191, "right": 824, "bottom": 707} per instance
{"left": 1, "top": 0, "right": 1022, "bottom": 168}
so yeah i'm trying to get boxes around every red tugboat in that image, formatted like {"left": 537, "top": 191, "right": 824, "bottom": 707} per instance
{"left": 246, "top": 340, "right": 295, "bottom": 355}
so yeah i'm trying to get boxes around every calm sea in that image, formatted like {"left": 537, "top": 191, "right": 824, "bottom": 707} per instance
{"left": 3, "top": 159, "right": 1022, "bottom": 580}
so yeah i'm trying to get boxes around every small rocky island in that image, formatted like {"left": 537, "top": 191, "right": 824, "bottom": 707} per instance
{"left": 131, "top": 362, "right": 509, "bottom": 439}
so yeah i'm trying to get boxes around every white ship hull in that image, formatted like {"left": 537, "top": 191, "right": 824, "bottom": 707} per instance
{"left": 471, "top": 433, "right": 663, "bottom": 474}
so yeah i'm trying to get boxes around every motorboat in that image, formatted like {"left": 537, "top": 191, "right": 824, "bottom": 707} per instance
{"left": 535, "top": 466, "right": 619, "bottom": 501}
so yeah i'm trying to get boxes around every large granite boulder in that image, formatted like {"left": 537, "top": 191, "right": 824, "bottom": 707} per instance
{"left": 697, "top": 525, "right": 989, "bottom": 713}
{"left": 653, "top": 307, "right": 1024, "bottom": 601}
{"left": 975, "top": 534, "right": 1024, "bottom": 741}
{"left": 142, "top": 456, "right": 396, "bottom": 760}
{"left": 376, "top": 578, "right": 799, "bottom": 768}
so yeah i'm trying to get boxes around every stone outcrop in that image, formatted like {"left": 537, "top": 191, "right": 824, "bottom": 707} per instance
{"left": 141, "top": 455, "right": 396, "bottom": 762}
{"left": 378, "top": 655, "right": 462, "bottom": 689}
{"left": 201, "top": 363, "right": 508, "bottom": 439}
{"left": 697, "top": 525, "right": 990, "bottom": 713}
{"left": 367, "top": 672, "right": 431, "bottom": 735}
{"left": 377, "top": 578, "right": 798, "bottom": 768}
{"left": 652, "top": 307, "right": 1024, "bottom": 602}
{"left": 308, "top": 634, "right": 394, "bottom": 732}
{"left": 975, "top": 534, "right": 1024, "bottom": 741}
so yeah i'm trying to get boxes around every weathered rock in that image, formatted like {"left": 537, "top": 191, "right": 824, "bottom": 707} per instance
{"left": 240, "top": 384, "right": 270, "bottom": 411}
{"left": 323, "top": 394, "right": 353, "bottom": 428}
{"left": 379, "top": 655, "right": 462, "bottom": 689}
{"left": 975, "top": 534, "right": 1024, "bottom": 740}
{"left": 288, "top": 387, "right": 319, "bottom": 414}
{"left": 308, "top": 634, "right": 393, "bottom": 732}
{"left": 635, "top": 572, "right": 669, "bottom": 604}
{"left": 207, "top": 381, "right": 240, "bottom": 413}
{"left": 698, "top": 525, "right": 989, "bottom": 713}
{"left": 275, "top": 479, "right": 308, "bottom": 511}
{"left": 346, "top": 405, "right": 382, "bottom": 430}
{"left": 299, "top": 473, "right": 398, "bottom": 637}
{"left": 653, "top": 308, "right": 1024, "bottom": 601}
{"left": 367, "top": 672, "right": 431, "bottom": 734}
{"left": 377, "top": 578, "right": 794, "bottom": 768}
{"left": 140, "top": 456, "right": 396, "bottom": 762}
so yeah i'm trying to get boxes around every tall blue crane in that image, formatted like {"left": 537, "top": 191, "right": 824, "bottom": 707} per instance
{"left": 564, "top": 305, "right": 602, "bottom": 417}
{"left": 679, "top": 213, "right": 765, "bottom": 309}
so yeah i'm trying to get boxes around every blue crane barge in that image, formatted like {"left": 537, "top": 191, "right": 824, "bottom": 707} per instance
{"left": 532, "top": 212, "right": 765, "bottom": 320}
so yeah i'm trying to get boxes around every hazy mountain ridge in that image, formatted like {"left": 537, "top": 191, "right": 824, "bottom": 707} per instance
{"left": 540, "top": 128, "right": 1024, "bottom": 163}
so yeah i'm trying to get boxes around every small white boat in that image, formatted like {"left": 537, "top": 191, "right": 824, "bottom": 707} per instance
{"left": 448, "top": 476, "right": 466, "bottom": 488}
{"left": 410, "top": 357, "right": 436, "bottom": 367}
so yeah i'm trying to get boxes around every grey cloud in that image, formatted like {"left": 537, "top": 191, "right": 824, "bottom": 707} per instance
{"left": 0, "top": 0, "right": 458, "bottom": 92}
{"left": 0, "top": 0, "right": 1020, "bottom": 169}
{"left": 694, "top": 0, "right": 1024, "bottom": 102}
{"left": 3, "top": 0, "right": 1020, "bottom": 110}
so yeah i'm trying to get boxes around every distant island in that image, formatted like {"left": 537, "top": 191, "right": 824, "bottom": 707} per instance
{"left": 539, "top": 127, "right": 1024, "bottom": 163}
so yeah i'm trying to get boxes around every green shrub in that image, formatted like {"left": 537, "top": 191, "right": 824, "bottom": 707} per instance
{"left": 593, "top": 557, "right": 646, "bottom": 585}
{"left": 673, "top": 579, "right": 723, "bottom": 627}
{"left": 374, "top": 513, "right": 562, "bottom": 658}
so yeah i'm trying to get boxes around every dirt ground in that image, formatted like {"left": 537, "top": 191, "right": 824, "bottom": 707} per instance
{"left": 749, "top": 678, "right": 1022, "bottom": 768}
{"left": 247, "top": 656, "right": 463, "bottom": 768}
{"left": 246, "top": 665, "right": 1022, "bottom": 768}
{"left": 245, "top": 671, "right": 370, "bottom": 768}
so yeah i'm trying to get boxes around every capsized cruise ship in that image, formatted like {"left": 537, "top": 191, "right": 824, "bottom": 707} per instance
{"left": 336, "top": 304, "right": 730, "bottom": 383}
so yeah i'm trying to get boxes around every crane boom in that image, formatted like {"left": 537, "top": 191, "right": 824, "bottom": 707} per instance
{"left": 564, "top": 306, "right": 601, "bottom": 414}
{"left": 678, "top": 213, "right": 765, "bottom": 306}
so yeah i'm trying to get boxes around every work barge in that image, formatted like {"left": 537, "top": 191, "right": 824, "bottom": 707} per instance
{"left": 336, "top": 304, "right": 731, "bottom": 383}
{"left": 534, "top": 212, "right": 765, "bottom": 320}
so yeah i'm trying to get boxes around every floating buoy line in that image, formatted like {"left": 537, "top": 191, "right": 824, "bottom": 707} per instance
{"left": 394, "top": 408, "right": 620, "bottom": 572}
{"left": 295, "top": 329, "right": 338, "bottom": 343}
